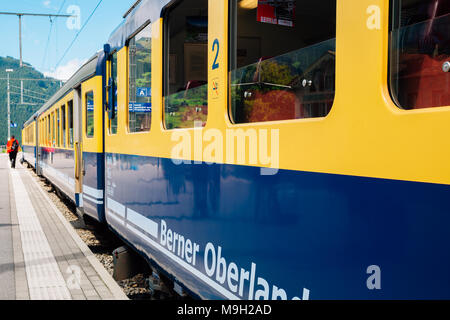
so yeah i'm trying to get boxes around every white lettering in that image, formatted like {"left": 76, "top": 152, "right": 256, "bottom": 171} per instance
{"left": 227, "top": 262, "right": 239, "bottom": 293}
{"left": 216, "top": 246, "right": 227, "bottom": 284}
{"left": 204, "top": 242, "right": 216, "bottom": 277}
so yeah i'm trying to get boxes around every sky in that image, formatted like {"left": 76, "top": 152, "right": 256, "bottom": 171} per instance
{"left": 0, "top": 0, "right": 137, "bottom": 80}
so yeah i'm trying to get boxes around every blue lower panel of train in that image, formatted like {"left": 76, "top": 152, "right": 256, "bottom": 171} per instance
{"left": 39, "top": 147, "right": 75, "bottom": 201}
{"left": 22, "top": 145, "right": 36, "bottom": 168}
{"left": 105, "top": 153, "right": 450, "bottom": 300}
{"left": 82, "top": 151, "right": 105, "bottom": 222}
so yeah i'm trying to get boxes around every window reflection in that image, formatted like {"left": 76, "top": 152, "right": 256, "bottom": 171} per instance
{"left": 390, "top": 0, "right": 450, "bottom": 109}
{"left": 229, "top": 0, "right": 336, "bottom": 124}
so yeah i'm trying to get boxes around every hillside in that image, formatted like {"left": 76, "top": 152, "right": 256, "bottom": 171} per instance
{"left": 0, "top": 56, "right": 60, "bottom": 145}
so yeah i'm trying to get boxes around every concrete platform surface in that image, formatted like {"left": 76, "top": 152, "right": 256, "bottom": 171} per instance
{"left": 0, "top": 154, "right": 128, "bottom": 300}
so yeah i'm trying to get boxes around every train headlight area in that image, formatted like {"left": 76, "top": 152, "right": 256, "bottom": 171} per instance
{"left": 12, "top": 0, "right": 450, "bottom": 304}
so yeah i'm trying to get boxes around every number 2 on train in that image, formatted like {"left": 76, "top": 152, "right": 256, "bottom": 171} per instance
{"left": 212, "top": 39, "right": 219, "bottom": 70}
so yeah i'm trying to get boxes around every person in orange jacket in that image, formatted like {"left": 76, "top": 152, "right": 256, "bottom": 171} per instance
{"left": 6, "top": 135, "right": 20, "bottom": 169}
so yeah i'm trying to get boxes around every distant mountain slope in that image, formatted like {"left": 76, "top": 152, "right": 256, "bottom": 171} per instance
{"left": 0, "top": 56, "right": 60, "bottom": 145}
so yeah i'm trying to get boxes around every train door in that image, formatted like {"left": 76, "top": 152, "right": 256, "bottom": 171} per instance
{"left": 35, "top": 118, "right": 41, "bottom": 175}
{"left": 80, "top": 76, "right": 105, "bottom": 222}
{"left": 73, "top": 87, "right": 84, "bottom": 214}
{"left": 34, "top": 119, "right": 38, "bottom": 169}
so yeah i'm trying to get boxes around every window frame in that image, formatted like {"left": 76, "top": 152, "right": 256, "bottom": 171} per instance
{"left": 126, "top": 21, "right": 153, "bottom": 134}
{"left": 162, "top": 0, "right": 209, "bottom": 130}
{"left": 108, "top": 50, "right": 119, "bottom": 135}
{"left": 56, "top": 108, "right": 61, "bottom": 148}
{"left": 51, "top": 112, "right": 56, "bottom": 147}
{"left": 227, "top": 0, "right": 337, "bottom": 125}
{"left": 85, "top": 91, "right": 95, "bottom": 139}
{"left": 61, "top": 103, "right": 67, "bottom": 148}
{"left": 387, "top": 0, "right": 450, "bottom": 110}
{"left": 68, "top": 100, "right": 74, "bottom": 148}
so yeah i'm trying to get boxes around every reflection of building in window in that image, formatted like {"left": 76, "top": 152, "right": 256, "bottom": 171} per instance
{"left": 390, "top": 0, "right": 450, "bottom": 109}
{"left": 230, "top": 0, "right": 336, "bottom": 124}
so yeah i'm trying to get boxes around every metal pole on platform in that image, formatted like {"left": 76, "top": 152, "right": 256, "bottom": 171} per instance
{"left": 19, "top": 15, "right": 22, "bottom": 67}
{"left": 6, "top": 69, "right": 13, "bottom": 141}
{"left": 21, "top": 80, "right": 23, "bottom": 104}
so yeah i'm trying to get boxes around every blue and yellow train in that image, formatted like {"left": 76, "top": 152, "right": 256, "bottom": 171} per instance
{"left": 22, "top": 0, "right": 450, "bottom": 299}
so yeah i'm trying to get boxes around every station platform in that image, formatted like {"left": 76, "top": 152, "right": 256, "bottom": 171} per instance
{"left": 0, "top": 154, "right": 128, "bottom": 300}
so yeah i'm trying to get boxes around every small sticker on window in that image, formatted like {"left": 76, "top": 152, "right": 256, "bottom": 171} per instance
{"left": 257, "top": 0, "right": 296, "bottom": 27}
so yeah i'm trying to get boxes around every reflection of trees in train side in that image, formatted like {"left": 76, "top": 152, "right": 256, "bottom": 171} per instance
{"left": 134, "top": 37, "right": 151, "bottom": 88}
{"left": 108, "top": 153, "right": 356, "bottom": 229}
{"left": 165, "top": 84, "right": 208, "bottom": 129}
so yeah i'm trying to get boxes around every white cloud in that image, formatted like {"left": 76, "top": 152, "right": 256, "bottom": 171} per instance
{"left": 43, "top": 58, "right": 87, "bottom": 81}
{"left": 42, "top": 0, "right": 58, "bottom": 10}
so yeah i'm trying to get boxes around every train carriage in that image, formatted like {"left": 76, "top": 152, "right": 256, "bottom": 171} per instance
{"left": 23, "top": 52, "right": 108, "bottom": 222}
{"left": 22, "top": 117, "right": 37, "bottom": 168}
{"left": 22, "top": 0, "right": 450, "bottom": 300}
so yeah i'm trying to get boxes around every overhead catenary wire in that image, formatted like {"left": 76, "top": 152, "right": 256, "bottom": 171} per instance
{"left": 0, "top": 11, "right": 74, "bottom": 68}
{"left": 0, "top": 78, "right": 63, "bottom": 82}
{"left": 10, "top": 85, "right": 52, "bottom": 98}
{"left": 41, "top": 17, "right": 55, "bottom": 70}
{"left": 54, "top": 0, "right": 104, "bottom": 70}
{"left": 42, "top": 0, "right": 67, "bottom": 70}
{"left": 10, "top": 91, "right": 48, "bottom": 102}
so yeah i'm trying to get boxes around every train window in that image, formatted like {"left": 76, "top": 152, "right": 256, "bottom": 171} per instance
{"left": 47, "top": 115, "right": 51, "bottom": 146}
{"left": 86, "top": 91, "right": 95, "bottom": 138}
{"left": 56, "top": 108, "right": 61, "bottom": 147}
{"left": 62, "top": 104, "right": 66, "bottom": 148}
{"left": 48, "top": 114, "right": 51, "bottom": 146}
{"left": 128, "top": 24, "right": 152, "bottom": 133}
{"left": 163, "top": 0, "right": 208, "bottom": 129}
{"left": 52, "top": 112, "right": 56, "bottom": 146}
{"left": 229, "top": 0, "right": 336, "bottom": 124}
{"left": 389, "top": 0, "right": 450, "bottom": 109}
{"left": 109, "top": 52, "right": 118, "bottom": 135}
{"left": 68, "top": 100, "right": 74, "bottom": 147}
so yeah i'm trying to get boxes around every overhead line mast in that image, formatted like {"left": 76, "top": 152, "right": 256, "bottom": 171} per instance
{"left": 0, "top": 11, "right": 75, "bottom": 68}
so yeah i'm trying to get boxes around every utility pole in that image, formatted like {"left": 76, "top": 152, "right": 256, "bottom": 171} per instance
{"left": 0, "top": 12, "right": 74, "bottom": 67}
{"left": 6, "top": 69, "right": 13, "bottom": 141}
{"left": 18, "top": 15, "right": 22, "bottom": 67}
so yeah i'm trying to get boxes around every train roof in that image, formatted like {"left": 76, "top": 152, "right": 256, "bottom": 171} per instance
{"left": 24, "top": 0, "right": 173, "bottom": 128}
{"left": 23, "top": 51, "right": 104, "bottom": 127}
{"left": 107, "top": 0, "right": 172, "bottom": 51}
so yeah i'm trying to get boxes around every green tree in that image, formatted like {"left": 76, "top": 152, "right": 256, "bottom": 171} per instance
{"left": 0, "top": 56, "right": 60, "bottom": 145}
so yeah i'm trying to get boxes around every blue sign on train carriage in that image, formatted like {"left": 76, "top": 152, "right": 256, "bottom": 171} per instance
{"left": 129, "top": 102, "right": 152, "bottom": 113}
{"left": 87, "top": 100, "right": 94, "bottom": 112}
{"left": 137, "top": 87, "right": 151, "bottom": 97}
